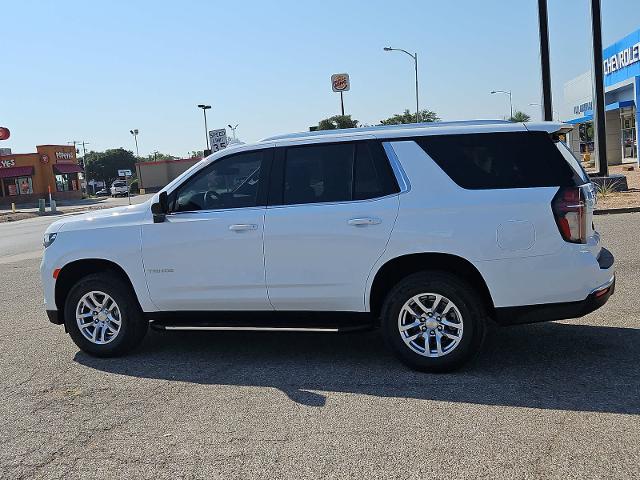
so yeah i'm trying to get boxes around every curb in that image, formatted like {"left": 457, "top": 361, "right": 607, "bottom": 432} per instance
{"left": 594, "top": 206, "right": 640, "bottom": 215}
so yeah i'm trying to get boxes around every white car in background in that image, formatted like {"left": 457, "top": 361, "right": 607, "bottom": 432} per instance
{"left": 110, "top": 180, "right": 128, "bottom": 197}
{"left": 40, "top": 120, "right": 614, "bottom": 372}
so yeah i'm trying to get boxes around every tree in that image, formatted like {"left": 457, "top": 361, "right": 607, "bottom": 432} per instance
{"left": 139, "top": 152, "right": 177, "bottom": 162}
{"left": 380, "top": 109, "right": 440, "bottom": 125}
{"left": 509, "top": 111, "right": 531, "bottom": 122}
{"left": 84, "top": 148, "right": 137, "bottom": 185}
{"left": 190, "top": 150, "right": 204, "bottom": 158}
{"left": 317, "top": 115, "right": 359, "bottom": 130}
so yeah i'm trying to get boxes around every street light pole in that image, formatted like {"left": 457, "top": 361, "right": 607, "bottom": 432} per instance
{"left": 197, "top": 104, "right": 212, "bottom": 151}
{"left": 491, "top": 90, "right": 513, "bottom": 119}
{"left": 228, "top": 124, "right": 239, "bottom": 141}
{"left": 384, "top": 47, "right": 420, "bottom": 123}
{"left": 129, "top": 129, "right": 139, "bottom": 156}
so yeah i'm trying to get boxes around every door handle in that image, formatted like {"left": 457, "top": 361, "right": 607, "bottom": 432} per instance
{"left": 347, "top": 217, "right": 381, "bottom": 226}
{"left": 229, "top": 224, "right": 258, "bottom": 231}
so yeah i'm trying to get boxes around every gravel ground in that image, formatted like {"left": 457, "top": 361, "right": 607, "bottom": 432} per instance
{"left": 0, "top": 213, "right": 638, "bottom": 479}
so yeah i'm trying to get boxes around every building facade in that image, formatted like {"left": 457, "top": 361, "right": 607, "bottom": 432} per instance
{"left": 564, "top": 27, "right": 640, "bottom": 166}
{"left": 136, "top": 157, "right": 201, "bottom": 193}
{"left": 0, "top": 145, "right": 83, "bottom": 206}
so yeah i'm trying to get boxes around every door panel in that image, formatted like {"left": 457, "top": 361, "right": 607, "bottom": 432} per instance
{"left": 141, "top": 147, "right": 273, "bottom": 312}
{"left": 264, "top": 195, "right": 399, "bottom": 311}
{"left": 142, "top": 208, "right": 270, "bottom": 311}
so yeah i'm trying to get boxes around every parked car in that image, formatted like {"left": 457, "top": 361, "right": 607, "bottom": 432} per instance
{"left": 110, "top": 180, "right": 128, "bottom": 197}
{"left": 40, "top": 120, "right": 614, "bottom": 371}
{"left": 95, "top": 188, "right": 109, "bottom": 196}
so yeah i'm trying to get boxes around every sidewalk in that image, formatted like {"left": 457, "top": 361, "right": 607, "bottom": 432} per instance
{"left": 0, "top": 194, "right": 153, "bottom": 222}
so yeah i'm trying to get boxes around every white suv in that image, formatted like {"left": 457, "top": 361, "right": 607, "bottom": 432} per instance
{"left": 110, "top": 180, "right": 128, "bottom": 197}
{"left": 40, "top": 121, "right": 615, "bottom": 371}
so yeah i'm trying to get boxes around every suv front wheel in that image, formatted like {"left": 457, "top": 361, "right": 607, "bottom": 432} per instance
{"left": 381, "top": 271, "right": 487, "bottom": 372}
{"left": 64, "top": 272, "right": 148, "bottom": 357}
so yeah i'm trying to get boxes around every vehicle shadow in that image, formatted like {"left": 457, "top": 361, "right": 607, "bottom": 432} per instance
{"left": 74, "top": 321, "right": 640, "bottom": 414}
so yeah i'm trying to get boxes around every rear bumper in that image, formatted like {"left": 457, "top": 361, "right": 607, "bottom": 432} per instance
{"left": 494, "top": 274, "right": 615, "bottom": 326}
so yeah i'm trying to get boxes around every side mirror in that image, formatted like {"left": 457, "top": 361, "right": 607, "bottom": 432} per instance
{"left": 151, "top": 191, "right": 168, "bottom": 223}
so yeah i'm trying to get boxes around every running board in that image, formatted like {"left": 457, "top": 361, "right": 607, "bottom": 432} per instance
{"left": 154, "top": 325, "right": 340, "bottom": 333}
{"left": 147, "top": 311, "right": 375, "bottom": 333}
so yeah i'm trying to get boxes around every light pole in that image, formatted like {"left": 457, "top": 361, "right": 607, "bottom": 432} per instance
{"left": 197, "top": 104, "right": 211, "bottom": 151}
{"left": 129, "top": 129, "right": 139, "bottom": 156}
{"left": 384, "top": 46, "right": 420, "bottom": 123}
{"left": 529, "top": 103, "right": 559, "bottom": 121}
{"left": 491, "top": 90, "right": 513, "bottom": 119}
{"left": 228, "top": 124, "right": 239, "bottom": 141}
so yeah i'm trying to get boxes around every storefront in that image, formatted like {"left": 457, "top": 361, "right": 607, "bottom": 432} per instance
{"left": 564, "top": 28, "right": 640, "bottom": 166}
{"left": 0, "top": 145, "right": 84, "bottom": 206}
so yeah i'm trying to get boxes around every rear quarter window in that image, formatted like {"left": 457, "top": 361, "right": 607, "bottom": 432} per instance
{"left": 416, "top": 131, "right": 582, "bottom": 189}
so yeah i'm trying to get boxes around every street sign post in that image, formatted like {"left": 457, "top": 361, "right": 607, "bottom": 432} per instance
{"left": 118, "top": 169, "right": 133, "bottom": 205}
{"left": 331, "top": 73, "right": 350, "bottom": 116}
{"left": 208, "top": 129, "right": 228, "bottom": 153}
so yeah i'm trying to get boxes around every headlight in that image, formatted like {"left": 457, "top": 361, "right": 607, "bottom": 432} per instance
{"left": 43, "top": 233, "right": 57, "bottom": 248}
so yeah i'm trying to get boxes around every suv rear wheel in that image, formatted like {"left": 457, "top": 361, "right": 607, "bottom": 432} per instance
{"left": 64, "top": 272, "right": 148, "bottom": 357}
{"left": 381, "top": 271, "right": 486, "bottom": 372}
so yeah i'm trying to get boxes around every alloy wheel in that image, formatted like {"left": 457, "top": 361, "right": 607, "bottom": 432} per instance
{"left": 397, "top": 293, "right": 464, "bottom": 357}
{"left": 75, "top": 291, "right": 122, "bottom": 345}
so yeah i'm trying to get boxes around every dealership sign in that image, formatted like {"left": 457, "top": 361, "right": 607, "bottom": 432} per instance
{"left": 0, "top": 159, "right": 16, "bottom": 168}
{"left": 0, "top": 127, "right": 9, "bottom": 141}
{"left": 331, "top": 73, "right": 350, "bottom": 92}
{"left": 573, "top": 101, "right": 593, "bottom": 116}
{"left": 603, "top": 41, "right": 640, "bottom": 76}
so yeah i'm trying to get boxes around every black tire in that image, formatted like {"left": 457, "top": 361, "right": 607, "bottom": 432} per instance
{"left": 380, "top": 271, "right": 487, "bottom": 372}
{"left": 64, "top": 272, "right": 148, "bottom": 357}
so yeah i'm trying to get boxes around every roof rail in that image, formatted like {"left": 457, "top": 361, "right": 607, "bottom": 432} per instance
{"left": 261, "top": 119, "right": 512, "bottom": 142}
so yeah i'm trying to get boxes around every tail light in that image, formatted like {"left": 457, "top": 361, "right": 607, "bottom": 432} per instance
{"left": 552, "top": 187, "right": 587, "bottom": 244}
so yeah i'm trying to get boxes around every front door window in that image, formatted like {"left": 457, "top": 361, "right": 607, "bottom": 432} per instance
{"left": 171, "top": 151, "right": 264, "bottom": 212}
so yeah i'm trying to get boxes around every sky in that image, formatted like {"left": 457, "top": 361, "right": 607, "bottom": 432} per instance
{"left": 1, "top": 0, "right": 640, "bottom": 158}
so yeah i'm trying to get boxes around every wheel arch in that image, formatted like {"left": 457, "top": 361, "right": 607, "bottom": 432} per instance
{"left": 368, "top": 253, "right": 495, "bottom": 318}
{"left": 55, "top": 259, "right": 139, "bottom": 314}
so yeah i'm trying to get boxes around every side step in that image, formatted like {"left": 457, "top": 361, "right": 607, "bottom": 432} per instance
{"left": 147, "top": 311, "right": 375, "bottom": 333}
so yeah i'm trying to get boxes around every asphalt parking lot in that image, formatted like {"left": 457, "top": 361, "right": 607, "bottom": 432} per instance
{"left": 1, "top": 213, "right": 639, "bottom": 479}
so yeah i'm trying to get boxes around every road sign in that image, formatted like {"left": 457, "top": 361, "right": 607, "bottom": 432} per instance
{"left": 331, "top": 73, "right": 350, "bottom": 92}
{"left": 118, "top": 169, "right": 132, "bottom": 177}
{"left": 209, "top": 129, "right": 228, "bottom": 153}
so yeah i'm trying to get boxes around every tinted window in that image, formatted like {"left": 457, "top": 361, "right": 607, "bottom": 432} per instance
{"left": 282, "top": 142, "right": 399, "bottom": 205}
{"left": 172, "top": 151, "right": 263, "bottom": 212}
{"left": 416, "top": 132, "right": 582, "bottom": 189}
{"left": 354, "top": 142, "right": 386, "bottom": 200}
{"left": 284, "top": 143, "right": 354, "bottom": 205}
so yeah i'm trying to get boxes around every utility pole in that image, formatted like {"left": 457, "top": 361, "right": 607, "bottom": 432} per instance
{"left": 590, "top": 0, "right": 608, "bottom": 177}
{"left": 537, "top": 0, "right": 553, "bottom": 122}
{"left": 78, "top": 141, "right": 90, "bottom": 193}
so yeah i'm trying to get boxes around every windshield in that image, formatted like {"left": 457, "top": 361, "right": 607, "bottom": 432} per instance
{"left": 555, "top": 141, "right": 589, "bottom": 185}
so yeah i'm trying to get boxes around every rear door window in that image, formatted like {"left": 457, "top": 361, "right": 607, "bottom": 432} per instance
{"left": 278, "top": 141, "right": 399, "bottom": 206}
{"left": 416, "top": 131, "right": 583, "bottom": 189}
